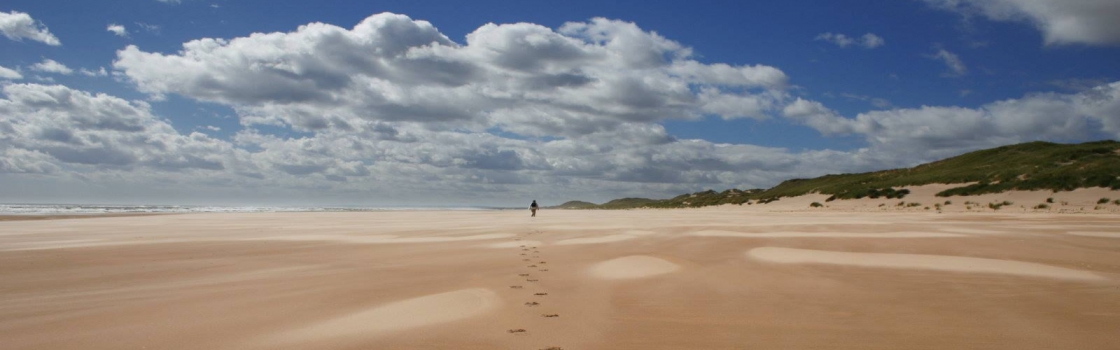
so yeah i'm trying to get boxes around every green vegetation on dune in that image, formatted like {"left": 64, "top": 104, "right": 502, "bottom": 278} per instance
{"left": 597, "top": 198, "right": 662, "bottom": 209}
{"left": 556, "top": 140, "right": 1120, "bottom": 209}
{"left": 550, "top": 200, "right": 598, "bottom": 209}
{"left": 764, "top": 140, "right": 1120, "bottom": 199}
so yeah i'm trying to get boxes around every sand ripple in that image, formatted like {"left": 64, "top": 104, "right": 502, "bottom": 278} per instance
{"left": 277, "top": 288, "right": 500, "bottom": 343}
{"left": 937, "top": 227, "right": 1006, "bottom": 235}
{"left": 692, "top": 230, "right": 962, "bottom": 238}
{"left": 1066, "top": 231, "right": 1120, "bottom": 238}
{"left": 485, "top": 240, "right": 544, "bottom": 248}
{"left": 554, "top": 234, "right": 637, "bottom": 245}
{"left": 589, "top": 255, "right": 681, "bottom": 279}
{"left": 747, "top": 247, "right": 1104, "bottom": 281}
{"left": 241, "top": 233, "right": 512, "bottom": 244}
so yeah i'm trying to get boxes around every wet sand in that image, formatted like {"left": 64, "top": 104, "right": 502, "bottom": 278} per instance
{"left": 1, "top": 208, "right": 1119, "bottom": 349}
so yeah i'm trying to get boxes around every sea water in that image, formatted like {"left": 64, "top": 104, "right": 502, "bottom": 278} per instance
{"left": 0, "top": 203, "right": 498, "bottom": 215}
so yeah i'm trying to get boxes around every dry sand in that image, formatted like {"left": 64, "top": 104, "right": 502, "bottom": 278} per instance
{"left": 2, "top": 189, "right": 1120, "bottom": 349}
{"left": 587, "top": 255, "right": 681, "bottom": 280}
{"left": 747, "top": 247, "right": 1104, "bottom": 281}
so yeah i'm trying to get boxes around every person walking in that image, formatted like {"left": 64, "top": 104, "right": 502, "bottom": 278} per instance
{"left": 530, "top": 200, "right": 539, "bottom": 217}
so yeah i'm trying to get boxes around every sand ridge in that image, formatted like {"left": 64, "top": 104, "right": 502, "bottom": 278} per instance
{"left": 691, "top": 230, "right": 964, "bottom": 238}
{"left": 1066, "top": 231, "right": 1120, "bottom": 238}
{"left": 554, "top": 234, "right": 638, "bottom": 245}
{"left": 747, "top": 247, "right": 1106, "bottom": 281}
{"left": 271, "top": 288, "right": 501, "bottom": 345}
{"left": 936, "top": 227, "right": 1007, "bottom": 235}
{"left": 485, "top": 240, "right": 544, "bottom": 248}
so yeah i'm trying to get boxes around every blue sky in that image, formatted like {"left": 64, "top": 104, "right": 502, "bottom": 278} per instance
{"left": 2, "top": 0, "right": 1119, "bottom": 206}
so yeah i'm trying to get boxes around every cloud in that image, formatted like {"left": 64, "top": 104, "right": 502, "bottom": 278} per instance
{"left": 114, "top": 13, "right": 790, "bottom": 139}
{"left": 929, "top": 49, "right": 967, "bottom": 76}
{"left": 4, "top": 12, "right": 1114, "bottom": 206}
{"left": 0, "top": 65, "right": 22, "bottom": 80}
{"left": 784, "top": 81, "right": 1120, "bottom": 161}
{"left": 840, "top": 93, "right": 892, "bottom": 108}
{"left": 861, "top": 33, "right": 885, "bottom": 48}
{"left": 156, "top": 0, "right": 182, "bottom": 4}
{"left": 0, "top": 10, "right": 61, "bottom": 45}
{"left": 31, "top": 59, "right": 73, "bottom": 75}
{"left": 0, "top": 83, "right": 240, "bottom": 174}
{"left": 136, "top": 22, "right": 161, "bottom": 34}
{"left": 815, "top": 32, "right": 885, "bottom": 48}
{"left": 107, "top": 23, "right": 128, "bottom": 37}
{"left": 79, "top": 67, "right": 108, "bottom": 77}
{"left": 0, "top": 81, "right": 874, "bottom": 205}
{"left": 922, "top": 0, "right": 1120, "bottom": 46}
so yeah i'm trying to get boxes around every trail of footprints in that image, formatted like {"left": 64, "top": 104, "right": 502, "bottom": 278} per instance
{"left": 504, "top": 229, "right": 564, "bottom": 350}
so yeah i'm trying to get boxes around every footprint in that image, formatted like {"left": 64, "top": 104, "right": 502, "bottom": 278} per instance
{"left": 539, "top": 269, "right": 549, "bottom": 272}
{"left": 540, "top": 347, "right": 563, "bottom": 350}
{"left": 527, "top": 279, "right": 539, "bottom": 282}
{"left": 519, "top": 273, "right": 531, "bottom": 277}
{"left": 542, "top": 314, "right": 559, "bottom": 318}
{"left": 508, "top": 329, "right": 527, "bottom": 334}
{"left": 510, "top": 285, "right": 523, "bottom": 289}
{"left": 528, "top": 265, "right": 537, "bottom": 268}
{"left": 539, "top": 261, "right": 547, "bottom": 264}
{"left": 534, "top": 293, "right": 548, "bottom": 296}
{"left": 525, "top": 302, "right": 540, "bottom": 306}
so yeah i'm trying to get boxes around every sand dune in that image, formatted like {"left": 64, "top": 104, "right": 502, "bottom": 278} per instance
{"left": 691, "top": 230, "right": 963, "bottom": 238}
{"left": 747, "top": 247, "right": 1105, "bottom": 281}
{"left": 588, "top": 255, "right": 681, "bottom": 279}
{"left": 272, "top": 288, "right": 500, "bottom": 345}
{"left": 554, "top": 234, "right": 637, "bottom": 245}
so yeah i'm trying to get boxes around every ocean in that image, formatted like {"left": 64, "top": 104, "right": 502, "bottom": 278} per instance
{"left": 0, "top": 203, "right": 501, "bottom": 215}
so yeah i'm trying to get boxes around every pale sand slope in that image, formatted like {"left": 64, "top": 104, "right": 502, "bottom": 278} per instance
{"left": 747, "top": 247, "right": 1104, "bottom": 281}
{"left": 692, "top": 230, "right": 964, "bottom": 238}
{"left": 268, "top": 288, "right": 501, "bottom": 347}
{"left": 747, "top": 184, "right": 1120, "bottom": 214}
{"left": 1, "top": 208, "right": 1119, "bottom": 349}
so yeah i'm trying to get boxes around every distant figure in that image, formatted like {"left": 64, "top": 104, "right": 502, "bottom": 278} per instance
{"left": 530, "top": 200, "right": 539, "bottom": 217}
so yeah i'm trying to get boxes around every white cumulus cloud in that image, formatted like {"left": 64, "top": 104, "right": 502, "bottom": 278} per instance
{"left": 0, "top": 10, "right": 61, "bottom": 45}
{"left": 113, "top": 13, "right": 790, "bottom": 138}
{"left": 923, "top": 0, "right": 1120, "bottom": 46}
{"left": 784, "top": 81, "right": 1120, "bottom": 161}
{"left": 0, "top": 83, "right": 240, "bottom": 174}
{"left": 107, "top": 23, "right": 128, "bottom": 37}
{"left": 31, "top": 59, "right": 73, "bottom": 75}
{"left": 0, "top": 65, "right": 22, "bottom": 80}
{"left": 80, "top": 67, "right": 108, "bottom": 77}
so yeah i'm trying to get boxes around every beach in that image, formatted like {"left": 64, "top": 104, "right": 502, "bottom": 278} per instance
{"left": 2, "top": 200, "right": 1119, "bottom": 349}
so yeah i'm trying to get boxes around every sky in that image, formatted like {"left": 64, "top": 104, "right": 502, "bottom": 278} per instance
{"left": 1, "top": 0, "right": 1119, "bottom": 207}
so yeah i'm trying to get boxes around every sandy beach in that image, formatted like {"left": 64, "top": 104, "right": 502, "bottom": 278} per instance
{"left": 2, "top": 196, "right": 1120, "bottom": 349}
